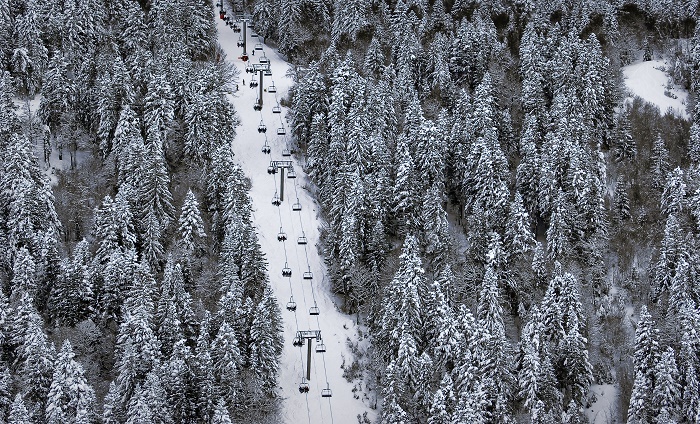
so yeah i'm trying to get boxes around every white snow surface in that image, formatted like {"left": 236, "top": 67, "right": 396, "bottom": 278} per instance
{"left": 622, "top": 59, "right": 689, "bottom": 119}
{"left": 216, "top": 13, "right": 377, "bottom": 424}
{"left": 586, "top": 384, "right": 618, "bottom": 424}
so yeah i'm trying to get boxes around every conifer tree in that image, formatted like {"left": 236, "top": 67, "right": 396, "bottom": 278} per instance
{"left": 661, "top": 168, "right": 686, "bottom": 217}
{"left": 628, "top": 306, "right": 661, "bottom": 423}
{"left": 211, "top": 322, "right": 241, "bottom": 404}
{"left": 378, "top": 236, "right": 425, "bottom": 359}
{"left": 139, "top": 369, "right": 172, "bottom": 424}
{"left": 143, "top": 72, "right": 174, "bottom": 142}
{"left": 211, "top": 399, "right": 232, "bottom": 424}
{"left": 49, "top": 239, "right": 93, "bottom": 326}
{"left": 162, "top": 340, "right": 197, "bottom": 422}
{"left": 614, "top": 177, "right": 631, "bottom": 221}
{"left": 249, "top": 288, "right": 284, "bottom": 395}
{"left": 19, "top": 317, "right": 55, "bottom": 421}
{"left": 138, "top": 130, "right": 174, "bottom": 230}
{"left": 178, "top": 189, "right": 206, "bottom": 254}
{"left": 651, "top": 135, "right": 670, "bottom": 190}
{"left": 8, "top": 394, "right": 32, "bottom": 424}
{"left": 11, "top": 0, "right": 47, "bottom": 95}
{"left": 683, "top": 364, "right": 700, "bottom": 423}
{"left": 45, "top": 340, "right": 96, "bottom": 424}
{"left": 125, "top": 384, "right": 153, "bottom": 424}
{"left": 505, "top": 192, "right": 534, "bottom": 259}
{"left": 653, "top": 347, "right": 680, "bottom": 421}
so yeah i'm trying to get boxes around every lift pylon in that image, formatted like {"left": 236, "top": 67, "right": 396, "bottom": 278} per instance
{"left": 294, "top": 330, "right": 322, "bottom": 381}
{"left": 268, "top": 160, "right": 293, "bottom": 202}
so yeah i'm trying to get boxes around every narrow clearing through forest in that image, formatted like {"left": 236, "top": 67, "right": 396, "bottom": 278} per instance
{"left": 215, "top": 10, "right": 376, "bottom": 424}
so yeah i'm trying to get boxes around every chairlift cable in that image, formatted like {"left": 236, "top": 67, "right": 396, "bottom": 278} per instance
{"left": 272, "top": 167, "right": 310, "bottom": 418}
{"left": 285, "top": 192, "right": 312, "bottom": 329}
{"left": 291, "top": 172, "right": 335, "bottom": 419}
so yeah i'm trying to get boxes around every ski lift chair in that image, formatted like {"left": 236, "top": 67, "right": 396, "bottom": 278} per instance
{"left": 299, "top": 380, "right": 310, "bottom": 393}
{"left": 303, "top": 270, "right": 313, "bottom": 280}
{"left": 292, "top": 200, "right": 302, "bottom": 211}
{"left": 257, "top": 121, "right": 267, "bottom": 133}
{"left": 250, "top": 79, "right": 258, "bottom": 88}
{"left": 251, "top": 31, "right": 258, "bottom": 37}
{"left": 264, "top": 68, "right": 272, "bottom": 76}
{"left": 316, "top": 341, "right": 327, "bottom": 353}
{"left": 259, "top": 54, "right": 269, "bottom": 64}
{"left": 282, "top": 148, "right": 291, "bottom": 157}
{"left": 253, "top": 100, "right": 262, "bottom": 111}
{"left": 272, "top": 105, "right": 282, "bottom": 114}
{"left": 287, "top": 168, "right": 296, "bottom": 179}
{"left": 267, "top": 165, "right": 277, "bottom": 174}
{"left": 277, "top": 126, "right": 286, "bottom": 135}
{"left": 293, "top": 336, "right": 304, "bottom": 347}
{"left": 297, "top": 235, "right": 308, "bottom": 245}
{"left": 282, "top": 264, "right": 292, "bottom": 277}
{"left": 309, "top": 303, "right": 319, "bottom": 315}
{"left": 286, "top": 297, "right": 297, "bottom": 311}
{"left": 321, "top": 384, "right": 332, "bottom": 398}
{"left": 261, "top": 142, "right": 271, "bottom": 154}
{"left": 255, "top": 43, "right": 263, "bottom": 51}
{"left": 268, "top": 83, "right": 277, "bottom": 93}
{"left": 245, "top": 63, "right": 254, "bottom": 73}
{"left": 271, "top": 194, "right": 281, "bottom": 206}
{"left": 277, "top": 228, "right": 287, "bottom": 242}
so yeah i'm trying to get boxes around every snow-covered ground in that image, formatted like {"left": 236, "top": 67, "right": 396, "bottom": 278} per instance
{"left": 586, "top": 384, "right": 618, "bottom": 424}
{"left": 622, "top": 59, "right": 689, "bottom": 119}
{"left": 215, "top": 13, "right": 377, "bottom": 424}
{"left": 13, "top": 95, "right": 82, "bottom": 185}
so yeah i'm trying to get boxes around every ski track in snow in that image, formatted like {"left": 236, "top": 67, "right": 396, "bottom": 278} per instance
{"left": 215, "top": 12, "right": 376, "bottom": 424}
{"left": 622, "top": 59, "right": 689, "bottom": 119}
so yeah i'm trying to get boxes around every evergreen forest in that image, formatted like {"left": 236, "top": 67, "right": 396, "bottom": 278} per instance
{"left": 0, "top": 0, "right": 699, "bottom": 422}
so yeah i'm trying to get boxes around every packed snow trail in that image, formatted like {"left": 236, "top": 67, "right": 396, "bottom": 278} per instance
{"left": 215, "top": 12, "right": 376, "bottom": 424}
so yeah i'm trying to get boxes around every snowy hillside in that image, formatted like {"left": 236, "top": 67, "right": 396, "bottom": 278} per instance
{"left": 1, "top": 0, "right": 699, "bottom": 423}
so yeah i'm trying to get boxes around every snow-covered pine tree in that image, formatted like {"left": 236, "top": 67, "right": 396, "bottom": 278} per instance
{"left": 178, "top": 189, "right": 206, "bottom": 254}
{"left": 332, "top": 0, "right": 370, "bottom": 45}
{"left": 628, "top": 305, "right": 661, "bottom": 423}
{"left": 653, "top": 347, "right": 680, "bottom": 421}
{"left": 248, "top": 287, "right": 284, "bottom": 396}
{"left": 18, "top": 317, "right": 55, "bottom": 421}
{"left": 211, "top": 322, "right": 241, "bottom": 405}
{"left": 8, "top": 394, "right": 32, "bottom": 424}
{"left": 377, "top": 235, "right": 425, "bottom": 359}
{"left": 661, "top": 168, "right": 686, "bottom": 217}
{"left": 211, "top": 398, "right": 232, "bottom": 424}
{"left": 138, "top": 129, "right": 174, "bottom": 231}
{"left": 143, "top": 71, "right": 174, "bottom": 142}
{"left": 162, "top": 340, "right": 197, "bottom": 422}
{"left": 45, "top": 340, "right": 96, "bottom": 424}
{"left": 651, "top": 135, "right": 670, "bottom": 190}
{"left": 505, "top": 192, "right": 534, "bottom": 259}
{"left": 49, "top": 239, "right": 93, "bottom": 326}
{"left": 11, "top": 0, "right": 47, "bottom": 95}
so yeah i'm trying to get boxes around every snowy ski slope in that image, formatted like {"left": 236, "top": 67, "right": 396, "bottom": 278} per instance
{"left": 215, "top": 11, "right": 377, "bottom": 424}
